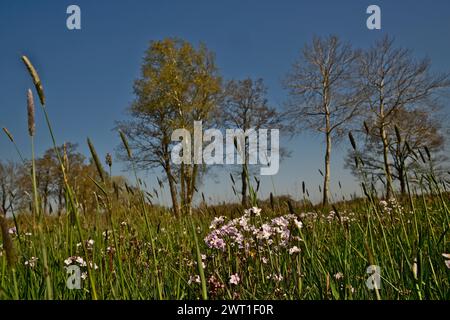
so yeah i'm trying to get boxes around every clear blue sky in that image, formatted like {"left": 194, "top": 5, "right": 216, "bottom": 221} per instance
{"left": 1, "top": 0, "right": 449, "bottom": 205}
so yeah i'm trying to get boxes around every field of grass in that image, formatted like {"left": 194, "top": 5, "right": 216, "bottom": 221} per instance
{"left": 1, "top": 182, "right": 449, "bottom": 300}
{"left": 0, "top": 56, "right": 449, "bottom": 301}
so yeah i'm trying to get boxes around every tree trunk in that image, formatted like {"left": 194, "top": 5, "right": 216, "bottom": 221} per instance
{"left": 0, "top": 214, "right": 16, "bottom": 266}
{"left": 379, "top": 79, "right": 393, "bottom": 198}
{"left": 180, "top": 163, "right": 186, "bottom": 211}
{"left": 58, "top": 187, "right": 63, "bottom": 213}
{"left": 322, "top": 73, "right": 331, "bottom": 207}
{"left": 241, "top": 164, "right": 248, "bottom": 207}
{"left": 323, "top": 130, "right": 331, "bottom": 206}
{"left": 43, "top": 193, "right": 47, "bottom": 214}
{"left": 165, "top": 161, "right": 180, "bottom": 217}
{"left": 241, "top": 135, "right": 249, "bottom": 207}
{"left": 185, "top": 164, "right": 198, "bottom": 215}
{"left": 399, "top": 175, "right": 406, "bottom": 195}
{"left": 1, "top": 183, "right": 7, "bottom": 215}
{"left": 380, "top": 124, "right": 393, "bottom": 198}
{"left": 398, "top": 164, "right": 406, "bottom": 195}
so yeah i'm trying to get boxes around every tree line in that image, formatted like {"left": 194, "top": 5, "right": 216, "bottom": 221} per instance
{"left": 117, "top": 35, "right": 449, "bottom": 214}
{"left": 284, "top": 35, "right": 449, "bottom": 204}
{"left": 1, "top": 35, "right": 449, "bottom": 218}
{"left": 0, "top": 142, "right": 130, "bottom": 217}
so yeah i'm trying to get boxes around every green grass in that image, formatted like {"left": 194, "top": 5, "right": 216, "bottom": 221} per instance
{"left": 0, "top": 191, "right": 448, "bottom": 300}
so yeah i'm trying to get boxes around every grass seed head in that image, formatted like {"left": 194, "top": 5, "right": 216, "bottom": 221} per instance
{"left": 63, "top": 143, "right": 70, "bottom": 172}
{"left": 348, "top": 131, "right": 356, "bottom": 150}
{"left": 105, "top": 153, "right": 112, "bottom": 168}
{"left": 119, "top": 129, "right": 132, "bottom": 159}
{"left": 2, "top": 127, "right": 14, "bottom": 142}
{"left": 424, "top": 146, "right": 431, "bottom": 161}
{"left": 87, "top": 138, "right": 105, "bottom": 182}
{"left": 27, "top": 89, "right": 35, "bottom": 137}
{"left": 21, "top": 56, "right": 45, "bottom": 105}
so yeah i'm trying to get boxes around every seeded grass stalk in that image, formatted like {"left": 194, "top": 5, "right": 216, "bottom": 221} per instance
{"left": 350, "top": 132, "right": 387, "bottom": 300}
{"left": 87, "top": 137, "right": 128, "bottom": 298}
{"left": 21, "top": 56, "right": 98, "bottom": 300}
{"left": 26, "top": 89, "right": 53, "bottom": 300}
{"left": 7, "top": 191, "right": 449, "bottom": 299}
{"left": 3, "top": 127, "right": 35, "bottom": 250}
{"left": 118, "top": 129, "right": 163, "bottom": 299}
{"left": 2, "top": 128, "right": 26, "bottom": 165}
{"left": 191, "top": 219, "right": 208, "bottom": 300}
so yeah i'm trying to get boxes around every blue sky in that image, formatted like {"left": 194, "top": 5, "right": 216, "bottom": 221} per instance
{"left": 1, "top": 0, "right": 449, "bottom": 204}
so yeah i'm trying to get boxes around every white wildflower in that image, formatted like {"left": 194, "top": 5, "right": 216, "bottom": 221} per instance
{"left": 245, "top": 207, "right": 262, "bottom": 216}
{"left": 289, "top": 246, "right": 301, "bottom": 255}
{"left": 334, "top": 272, "right": 344, "bottom": 280}
{"left": 229, "top": 273, "right": 240, "bottom": 285}
{"left": 24, "top": 257, "right": 38, "bottom": 268}
{"left": 64, "top": 257, "right": 73, "bottom": 266}
{"left": 294, "top": 219, "right": 303, "bottom": 229}
{"left": 188, "top": 275, "right": 201, "bottom": 285}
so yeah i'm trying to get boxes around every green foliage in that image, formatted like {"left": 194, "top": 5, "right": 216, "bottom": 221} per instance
{"left": 0, "top": 191, "right": 448, "bottom": 300}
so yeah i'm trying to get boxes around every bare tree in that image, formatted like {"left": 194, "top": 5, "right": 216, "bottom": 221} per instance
{"left": 220, "top": 78, "right": 284, "bottom": 206}
{"left": 356, "top": 35, "right": 449, "bottom": 198}
{"left": 346, "top": 106, "right": 448, "bottom": 194}
{"left": 284, "top": 35, "right": 363, "bottom": 205}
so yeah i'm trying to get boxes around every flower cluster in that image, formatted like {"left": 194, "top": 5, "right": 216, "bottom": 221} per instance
{"left": 188, "top": 275, "right": 201, "bottom": 285}
{"left": 324, "top": 210, "right": 356, "bottom": 224}
{"left": 266, "top": 273, "right": 283, "bottom": 282}
{"left": 205, "top": 208, "right": 303, "bottom": 253}
{"left": 208, "top": 275, "right": 225, "bottom": 296}
{"left": 102, "top": 230, "right": 112, "bottom": 240}
{"left": 379, "top": 198, "right": 404, "bottom": 215}
{"left": 334, "top": 272, "right": 344, "bottom": 280}
{"left": 289, "top": 246, "right": 301, "bottom": 255}
{"left": 24, "top": 256, "right": 38, "bottom": 268}
{"left": 76, "top": 239, "right": 95, "bottom": 251}
{"left": 229, "top": 273, "right": 240, "bottom": 285}
{"left": 64, "top": 256, "right": 98, "bottom": 270}
{"left": 64, "top": 255, "right": 99, "bottom": 281}
{"left": 64, "top": 256, "right": 88, "bottom": 267}
{"left": 244, "top": 207, "right": 262, "bottom": 216}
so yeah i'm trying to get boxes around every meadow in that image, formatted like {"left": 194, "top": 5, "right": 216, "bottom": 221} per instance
{"left": 0, "top": 54, "right": 449, "bottom": 301}
{"left": 1, "top": 182, "right": 449, "bottom": 300}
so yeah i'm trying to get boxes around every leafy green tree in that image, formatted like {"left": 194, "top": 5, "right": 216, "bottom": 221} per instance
{"left": 117, "top": 38, "right": 222, "bottom": 215}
